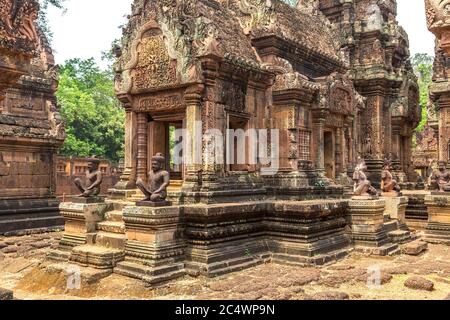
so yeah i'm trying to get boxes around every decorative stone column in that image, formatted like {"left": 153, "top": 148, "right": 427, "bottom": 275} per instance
{"left": 136, "top": 112, "right": 149, "bottom": 182}
{"left": 182, "top": 85, "right": 204, "bottom": 192}
{"left": 113, "top": 98, "right": 137, "bottom": 191}
{"left": 312, "top": 109, "right": 328, "bottom": 175}
{"left": 335, "top": 126, "right": 343, "bottom": 176}
{"left": 361, "top": 95, "right": 386, "bottom": 188}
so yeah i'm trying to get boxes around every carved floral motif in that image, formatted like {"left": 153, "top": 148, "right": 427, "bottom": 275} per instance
{"left": 133, "top": 35, "right": 177, "bottom": 90}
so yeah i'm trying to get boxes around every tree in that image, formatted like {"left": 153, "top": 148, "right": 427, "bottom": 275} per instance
{"left": 56, "top": 58, "right": 125, "bottom": 162}
{"left": 411, "top": 53, "right": 434, "bottom": 133}
{"left": 37, "top": 0, "right": 66, "bottom": 42}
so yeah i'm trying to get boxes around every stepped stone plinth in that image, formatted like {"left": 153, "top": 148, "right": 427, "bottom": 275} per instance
{"left": 47, "top": 200, "right": 113, "bottom": 261}
{"left": 381, "top": 195, "right": 408, "bottom": 230}
{"left": 424, "top": 193, "right": 450, "bottom": 244}
{"left": 114, "top": 205, "right": 185, "bottom": 285}
{"left": 348, "top": 198, "right": 399, "bottom": 255}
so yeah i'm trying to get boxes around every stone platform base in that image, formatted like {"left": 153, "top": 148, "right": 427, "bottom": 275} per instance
{"left": 0, "top": 198, "right": 63, "bottom": 234}
{"left": 135, "top": 200, "right": 172, "bottom": 207}
{"left": 353, "top": 243, "right": 400, "bottom": 256}
{"left": 271, "top": 247, "right": 351, "bottom": 266}
{"left": 424, "top": 194, "right": 450, "bottom": 245}
{"left": 45, "top": 262, "right": 113, "bottom": 284}
{"left": 70, "top": 245, "right": 125, "bottom": 269}
{"left": 114, "top": 260, "right": 185, "bottom": 286}
{"left": 388, "top": 230, "right": 415, "bottom": 244}
{"left": 348, "top": 198, "right": 400, "bottom": 256}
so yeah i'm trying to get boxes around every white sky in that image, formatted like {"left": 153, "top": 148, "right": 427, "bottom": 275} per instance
{"left": 47, "top": 0, "right": 435, "bottom": 69}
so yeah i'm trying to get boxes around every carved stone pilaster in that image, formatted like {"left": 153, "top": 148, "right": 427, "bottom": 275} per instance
{"left": 312, "top": 109, "right": 328, "bottom": 174}
{"left": 136, "top": 112, "right": 148, "bottom": 182}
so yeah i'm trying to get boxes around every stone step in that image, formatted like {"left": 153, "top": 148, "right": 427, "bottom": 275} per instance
{"left": 105, "top": 210, "right": 123, "bottom": 222}
{"left": 95, "top": 231, "right": 126, "bottom": 250}
{"left": 387, "top": 230, "right": 412, "bottom": 244}
{"left": 96, "top": 221, "right": 125, "bottom": 234}
{"left": 115, "top": 260, "right": 184, "bottom": 277}
{"left": 114, "top": 261, "right": 185, "bottom": 285}
{"left": 384, "top": 220, "right": 399, "bottom": 233}
{"left": 355, "top": 243, "right": 400, "bottom": 256}
{"left": 142, "top": 269, "right": 185, "bottom": 286}
{"left": 70, "top": 244, "right": 125, "bottom": 269}
{"left": 205, "top": 256, "right": 266, "bottom": 277}
{"left": 46, "top": 249, "right": 71, "bottom": 262}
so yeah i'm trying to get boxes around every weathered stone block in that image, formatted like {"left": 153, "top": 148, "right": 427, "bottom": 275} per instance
{"left": 54, "top": 202, "right": 113, "bottom": 252}
{"left": 348, "top": 199, "right": 399, "bottom": 255}
{"left": 382, "top": 196, "right": 407, "bottom": 227}
{"left": 425, "top": 194, "right": 450, "bottom": 244}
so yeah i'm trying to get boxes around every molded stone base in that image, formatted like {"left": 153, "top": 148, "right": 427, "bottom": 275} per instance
{"left": 67, "top": 196, "right": 105, "bottom": 204}
{"left": 348, "top": 198, "right": 399, "bottom": 255}
{"left": 0, "top": 198, "right": 63, "bottom": 234}
{"left": 114, "top": 260, "right": 185, "bottom": 286}
{"left": 45, "top": 262, "right": 113, "bottom": 283}
{"left": 354, "top": 243, "right": 400, "bottom": 256}
{"left": 135, "top": 200, "right": 172, "bottom": 207}
{"left": 70, "top": 244, "right": 125, "bottom": 269}
{"left": 424, "top": 194, "right": 450, "bottom": 245}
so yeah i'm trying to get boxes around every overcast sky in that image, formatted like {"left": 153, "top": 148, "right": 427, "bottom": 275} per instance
{"left": 47, "top": 0, "right": 435, "bottom": 69}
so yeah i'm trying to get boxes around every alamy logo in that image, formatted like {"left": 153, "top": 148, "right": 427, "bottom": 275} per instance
{"left": 367, "top": 265, "right": 381, "bottom": 289}
{"left": 172, "top": 122, "right": 280, "bottom": 175}
{"left": 66, "top": 265, "right": 81, "bottom": 290}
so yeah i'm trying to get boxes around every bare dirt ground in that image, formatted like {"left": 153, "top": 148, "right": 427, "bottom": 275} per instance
{"left": 1, "top": 232, "right": 450, "bottom": 300}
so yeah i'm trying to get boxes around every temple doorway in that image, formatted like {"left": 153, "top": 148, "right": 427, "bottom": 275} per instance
{"left": 149, "top": 120, "right": 184, "bottom": 188}
{"left": 228, "top": 115, "right": 249, "bottom": 172}
{"left": 324, "top": 131, "right": 335, "bottom": 179}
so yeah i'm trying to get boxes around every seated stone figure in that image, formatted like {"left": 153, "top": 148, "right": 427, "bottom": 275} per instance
{"left": 353, "top": 157, "right": 378, "bottom": 197}
{"left": 74, "top": 157, "right": 103, "bottom": 197}
{"left": 136, "top": 153, "right": 170, "bottom": 204}
{"left": 381, "top": 160, "right": 401, "bottom": 194}
{"left": 430, "top": 160, "right": 450, "bottom": 192}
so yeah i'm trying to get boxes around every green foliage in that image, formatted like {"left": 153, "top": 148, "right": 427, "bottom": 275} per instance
{"left": 56, "top": 58, "right": 125, "bottom": 162}
{"left": 411, "top": 53, "right": 434, "bottom": 133}
{"left": 37, "top": 0, "right": 66, "bottom": 42}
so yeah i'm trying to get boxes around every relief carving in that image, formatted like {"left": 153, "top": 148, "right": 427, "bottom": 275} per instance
{"left": 136, "top": 93, "right": 185, "bottom": 113}
{"left": 133, "top": 34, "right": 177, "bottom": 91}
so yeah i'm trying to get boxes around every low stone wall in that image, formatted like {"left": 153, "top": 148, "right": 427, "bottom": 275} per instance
{"left": 56, "top": 174, "right": 119, "bottom": 197}
{"left": 0, "top": 198, "right": 63, "bottom": 235}
{"left": 184, "top": 200, "right": 350, "bottom": 276}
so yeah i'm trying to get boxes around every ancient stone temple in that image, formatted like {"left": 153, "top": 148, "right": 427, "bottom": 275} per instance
{"left": 421, "top": 0, "right": 450, "bottom": 243}
{"left": 50, "top": 0, "right": 424, "bottom": 285}
{"left": 111, "top": 0, "right": 419, "bottom": 197}
{"left": 318, "top": 0, "right": 421, "bottom": 186}
{"left": 0, "top": 0, "right": 66, "bottom": 234}
{"left": 426, "top": 0, "right": 450, "bottom": 164}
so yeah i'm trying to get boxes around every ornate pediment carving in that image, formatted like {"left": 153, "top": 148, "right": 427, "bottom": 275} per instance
{"left": 0, "top": 0, "right": 39, "bottom": 101}
{"left": 0, "top": 0, "right": 39, "bottom": 52}
{"left": 425, "top": 0, "right": 450, "bottom": 55}
{"left": 132, "top": 30, "right": 178, "bottom": 91}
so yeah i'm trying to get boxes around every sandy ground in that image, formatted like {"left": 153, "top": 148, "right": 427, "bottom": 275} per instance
{"left": 1, "top": 232, "right": 450, "bottom": 300}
